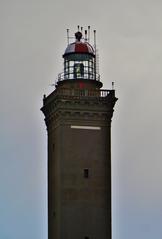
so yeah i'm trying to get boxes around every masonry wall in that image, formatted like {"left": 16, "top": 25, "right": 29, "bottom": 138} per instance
{"left": 60, "top": 124, "right": 111, "bottom": 239}
{"left": 42, "top": 87, "right": 117, "bottom": 239}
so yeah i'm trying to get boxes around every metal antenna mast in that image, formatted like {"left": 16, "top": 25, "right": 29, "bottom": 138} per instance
{"left": 94, "top": 30, "right": 97, "bottom": 80}
{"left": 88, "top": 26, "right": 90, "bottom": 42}
{"left": 67, "top": 29, "right": 69, "bottom": 45}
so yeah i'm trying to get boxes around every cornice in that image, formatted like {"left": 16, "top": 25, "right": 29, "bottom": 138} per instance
{"left": 41, "top": 92, "right": 117, "bottom": 130}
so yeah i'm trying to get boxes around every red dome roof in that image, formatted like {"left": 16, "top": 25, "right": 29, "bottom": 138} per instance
{"left": 64, "top": 41, "right": 95, "bottom": 56}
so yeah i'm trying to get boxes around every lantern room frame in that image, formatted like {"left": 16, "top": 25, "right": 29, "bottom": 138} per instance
{"left": 58, "top": 27, "right": 100, "bottom": 82}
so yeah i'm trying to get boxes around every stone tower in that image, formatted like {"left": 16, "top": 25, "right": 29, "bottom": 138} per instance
{"left": 41, "top": 27, "right": 117, "bottom": 239}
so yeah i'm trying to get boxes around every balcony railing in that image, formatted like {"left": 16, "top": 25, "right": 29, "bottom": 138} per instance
{"left": 56, "top": 88, "right": 111, "bottom": 97}
{"left": 43, "top": 88, "right": 115, "bottom": 106}
{"left": 58, "top": 72, "right": 100, "bottom": 82}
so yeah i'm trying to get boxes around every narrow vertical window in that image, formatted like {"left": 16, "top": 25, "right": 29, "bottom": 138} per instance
{"left": 84, "top": 169, "right": 89, "bottom": 178}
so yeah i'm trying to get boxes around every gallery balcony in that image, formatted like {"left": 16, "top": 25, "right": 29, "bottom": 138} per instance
{"left": 43, "top": 87, "right": 116, "bottom": 106}
{"left": 58, "top": 71, "right": 100, "bottom": 82}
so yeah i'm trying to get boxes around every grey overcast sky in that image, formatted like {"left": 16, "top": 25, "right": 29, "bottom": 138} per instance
{"left": 1, "top": 0, "right": 162, "bottom": 238}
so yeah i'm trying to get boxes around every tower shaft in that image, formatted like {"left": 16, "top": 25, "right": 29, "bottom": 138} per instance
{"left": 41, "top": 84, "right": 117, "bottom": 239}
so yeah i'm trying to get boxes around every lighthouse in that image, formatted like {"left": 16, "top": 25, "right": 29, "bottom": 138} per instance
{"left": 41, "top": 27, "right": 117, "bottom": 239}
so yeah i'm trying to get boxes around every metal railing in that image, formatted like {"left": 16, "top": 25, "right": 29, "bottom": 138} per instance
{"left": 43, "top": 88, "right": 114, "bottom": 106}
{"left": 56, "top": 88, "right": 111, "bottom": 98}
{"left": 58, "top": 72, "right": 100, "bottom": 82}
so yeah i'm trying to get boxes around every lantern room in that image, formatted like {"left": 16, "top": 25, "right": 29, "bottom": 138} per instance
{"left": 58, "top": 27, "right": 100, "bottom": 82}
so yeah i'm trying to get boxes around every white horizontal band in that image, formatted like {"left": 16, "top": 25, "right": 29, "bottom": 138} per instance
{"left": 71, "top": 125, "right": 101, "bottom": 130}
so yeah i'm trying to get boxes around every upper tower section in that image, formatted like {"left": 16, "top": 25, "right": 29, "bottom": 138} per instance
{"left": 58, "top": 26, "right": 101, "bottom": 87}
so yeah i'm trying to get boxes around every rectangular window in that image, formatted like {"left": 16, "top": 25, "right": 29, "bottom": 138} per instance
{"left": 84, "top": 169, "right": 89, "bottom": 178}
{"left": 85, "top": 237, "right": 89, "bottom": 239}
